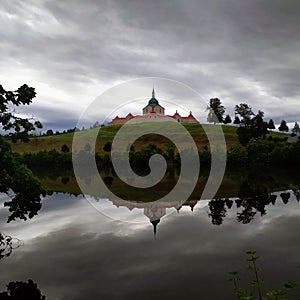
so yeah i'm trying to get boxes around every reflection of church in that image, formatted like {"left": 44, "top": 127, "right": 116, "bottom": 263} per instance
{"left": 109, "top": 88, "right": 198, "bottom": 125}
{"left": 110, "top": 198, "right": 199, "bottom": 236}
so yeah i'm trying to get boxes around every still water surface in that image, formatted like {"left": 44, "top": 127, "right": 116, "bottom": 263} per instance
{"left": 1, "top": 184, "right": 300, "bottom": 299}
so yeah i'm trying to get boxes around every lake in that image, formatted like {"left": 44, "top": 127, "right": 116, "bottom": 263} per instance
{"left": 0, "top": 171, "right": 300, "bottom": 299}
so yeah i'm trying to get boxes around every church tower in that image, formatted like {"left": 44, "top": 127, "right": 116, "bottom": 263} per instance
{"left": 142, "top": 88, "right": 165, "bottom": 115}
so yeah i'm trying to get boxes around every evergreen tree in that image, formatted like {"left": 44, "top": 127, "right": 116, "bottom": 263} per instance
{"left": 233, "top": 115, "right": 241, "bottom": 125}
{"left": 268, "top": 119, "right": 275, "bottom": 130}
{"left": 292, "top": 122, "right": 300, "bottom": 134}
{"left": 223, "top": 114, "right": 232, "bottom": 124}
{"left": 278, "top": 120, "right": 289, "bottom": 132}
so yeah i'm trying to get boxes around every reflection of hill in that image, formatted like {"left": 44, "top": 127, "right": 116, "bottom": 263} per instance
{"left": 39, "top": 168, "right": 300, "bottom": 200}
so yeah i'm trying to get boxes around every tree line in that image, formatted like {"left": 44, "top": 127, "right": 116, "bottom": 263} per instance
{"left": 207, "top": 98, "right": 299, "bottom": 145}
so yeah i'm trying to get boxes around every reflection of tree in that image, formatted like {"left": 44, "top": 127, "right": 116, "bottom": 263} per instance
{"left": 235, "top": 182, "right": 271, "bottom": 224}
{"left": 280, "top": 192, "right": 290, "bottom": 204}
{"left": 1, "top": 140, "right": 45, "bottom": 223}
{"left": 237, "top": 204, "right": 257, "bottom": 224}
{"left": 0, "top": 279, "right": 46, "bottom": 299}
{"left": 208, "top": 199, "right": 227, "bottom": 225}
{"left": 0, "top": 233, "right": 22, "bottom": 260}
{"left": 207, "top": 181, "right": 292, "bottom": 225}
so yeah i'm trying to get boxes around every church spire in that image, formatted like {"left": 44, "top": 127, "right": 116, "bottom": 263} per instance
{"left": 152, "top": 87, "right": 155, "bottom": 98}
{"left": 151, "top": 219, "right": 160, "bottom": 237}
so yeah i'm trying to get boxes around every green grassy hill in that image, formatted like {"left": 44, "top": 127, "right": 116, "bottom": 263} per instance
{"left": 11, "top": 123, "right": 289, "bottom": 153}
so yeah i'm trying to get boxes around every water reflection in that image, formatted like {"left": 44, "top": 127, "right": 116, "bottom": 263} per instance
{"left": 0, "top": 189, "right": 299, "bottom": 300}
{"left": 86, "top": 182, "right": 300, "bottom": 235}
{"left": 0, "top": 233, "right": 22, "bottom": 260}
{"left": 1, "top": 172, "right": 300, "bottom": 300}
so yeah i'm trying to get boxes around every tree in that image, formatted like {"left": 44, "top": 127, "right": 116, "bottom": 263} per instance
{"left": 0, "top": 84, "right": 42, "bottom": 142}
{"left": 235, "top": 103, "right": 254, "bottom": 126}
{"left": 46, "top": 129, "right": 53, "bottom": 136}
{"left": 278, "top": 120, "right": 289, "bottom": 132}
{"left": 251, "top": 110, "right": 268, "bottom": 139}
{"left": 268, "top": 119, "right": 275, "bottom": 130}
{"left": 292, "top": 122, "right": 300, "bottom": 135}
{"left": 0, "top": 84, "right": 45, "bottom": 222}
{"left": 206, "top": 98, "right": 225, "bottom": 124}
{"left": 236, "top": 110, "right": 268, "bottom": 146}
{"left": 61, "top": 144, "right": 70, "bottom": 153}
{"left": 0, "top": 279, "right": 46, "bottom": 299}
{"left": 233, "top": 115, "right": 241, "bottom": 125}
{"left": 223, "top": 114, "right": 232, "bottom": 124}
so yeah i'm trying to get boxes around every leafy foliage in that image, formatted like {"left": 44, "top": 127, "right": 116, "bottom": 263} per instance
{"left": 0, "top": 84, "right": 42, "bottom": 142}
{"left": 235, "top": 103, "right": 254, "bottom": 126}
{"left": 0, "top": 138, "right": 45, "bottom": 222}
{"left": 207, "top": 98, "right": 225, "bottom": 124}
{"left": 236, "top": 109, "right": 269, "bottom": 146}
{"left": 0, "top": 84, "right": 45, "bottom": 222}
{"left": 228, "top": 251, "right": 300, "bottom": 300}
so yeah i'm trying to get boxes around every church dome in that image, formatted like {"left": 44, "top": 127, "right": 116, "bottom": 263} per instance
{"left": 148, "top": 88, "right": 159, "bottom": 107}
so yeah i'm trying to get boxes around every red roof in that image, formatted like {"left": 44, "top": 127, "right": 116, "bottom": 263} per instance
{"left": 173, "top": 110, "right": 180, "bottom": 116}
{"left": 188, "top": 111, "right": 195, "bottom": 118}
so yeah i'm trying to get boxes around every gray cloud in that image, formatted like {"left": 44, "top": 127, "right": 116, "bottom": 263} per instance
{"left": 1, "top": 0, "right": 300, "bottom": 131}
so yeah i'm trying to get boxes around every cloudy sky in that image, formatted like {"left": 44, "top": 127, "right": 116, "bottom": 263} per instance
{"left": 1, "top": 0, "right": 300, "bottom": 131}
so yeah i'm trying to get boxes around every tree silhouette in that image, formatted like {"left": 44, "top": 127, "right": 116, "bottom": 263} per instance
{"left": 0, "top": 84, "right": 42, "bottom": 142}
{"left": 0, "top": 279, "right": 46, "bottom": 299}
{"left": 46, "top": 129, "right": 53, "bottom": 136}
{"left": 223, "top": 114, "right": 232, "bottom": 124}
{"left": 278, "top": 120, "right": 289, "bottom": 132}
{"left": 233, "top": 115, "right": 241, "bottom": 125}
{"left": 0, "top": 85, "right": 45, "bottom": 223}
{"left": 236, "top": 110, "right": 268, "bottom": 145}
{"left": 280, "top": 192, "right": 290, "bottom": 204}
{"left": 292, "top": 122, "right": 300, "bottom": 135}
{"left": 235, "top": 103, "right": 254, "bottom": 126}
{"left": 206, "top": 98, "right": 225, "bottom": 124}
{"left": 208, "top": 199, "right": 227, "bottom": 225}
{"left": 268, "top": 119, "right": 275, "bottom": 130}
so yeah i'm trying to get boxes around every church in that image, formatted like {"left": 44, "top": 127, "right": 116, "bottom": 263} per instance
{"left": 108, "top": 88, "right": 198, "bottom": 125}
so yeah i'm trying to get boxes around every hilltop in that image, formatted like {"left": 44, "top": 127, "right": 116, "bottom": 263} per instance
{"left": 11, "top": 123, "right": 288, "bottom": 153}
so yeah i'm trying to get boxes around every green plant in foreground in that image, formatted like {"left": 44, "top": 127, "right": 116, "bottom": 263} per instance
{"left": 228, "top": 251, "right": 300, "bottom": 300}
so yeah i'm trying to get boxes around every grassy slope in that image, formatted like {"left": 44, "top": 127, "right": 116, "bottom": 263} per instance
{"left": 11, "top": 123, "right": 289, "bottom": 153}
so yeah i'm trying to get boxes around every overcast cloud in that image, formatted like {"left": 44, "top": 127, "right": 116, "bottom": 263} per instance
{"left": 1, "top": 0, "right": 300, "bottom": 130}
